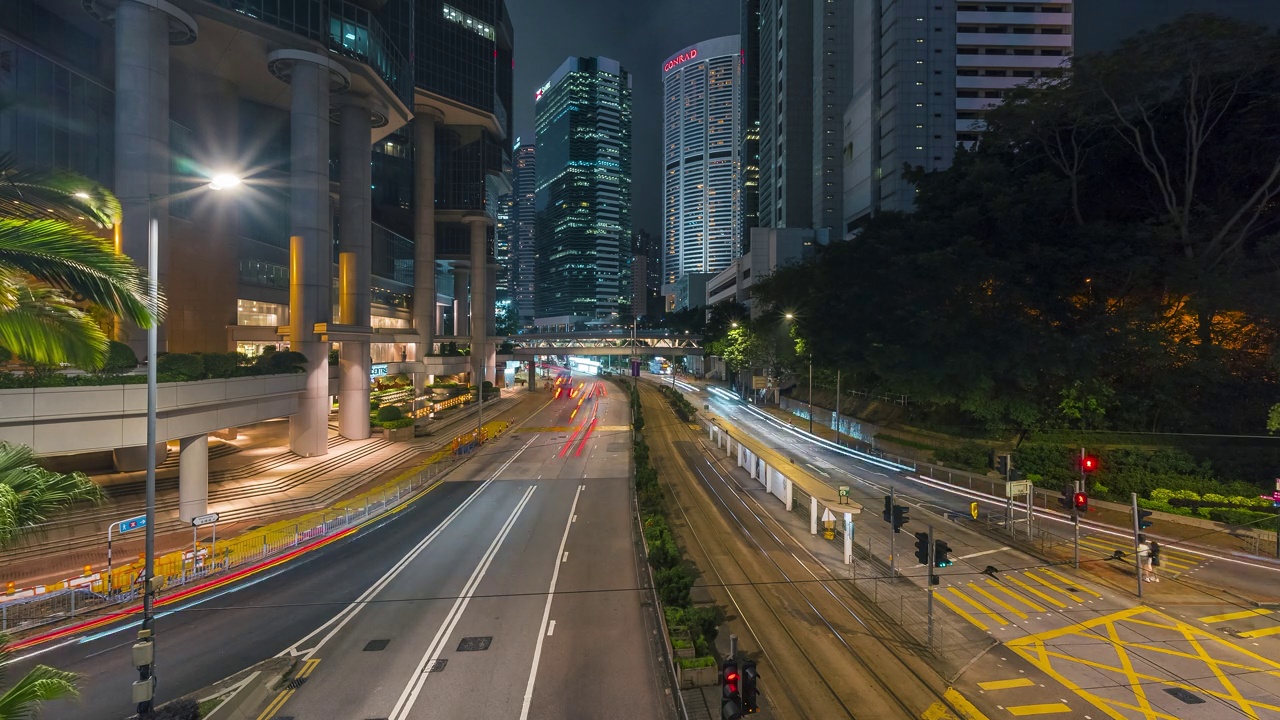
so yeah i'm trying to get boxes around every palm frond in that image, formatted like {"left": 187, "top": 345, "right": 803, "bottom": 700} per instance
{"left": 0, "top": 277, "right": 109, "bottom": 368}
{"left": 0, "top": 218, "right": 162, "bottom": 326}
{"left": 0, "top": 153, "right": 119, "bottom": 227}
{"left": 0, "top": 648, "right": 80, "bottom": 719}
{"left": 0, "top": 442, "right": 103, "bottom": 545}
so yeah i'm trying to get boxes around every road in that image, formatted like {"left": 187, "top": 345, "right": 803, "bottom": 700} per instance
{"left": 671, "top": 375, "right": 1280, "bottom": 719}
{"left": 11, "top": 380, "right": 669, "bottom": 720}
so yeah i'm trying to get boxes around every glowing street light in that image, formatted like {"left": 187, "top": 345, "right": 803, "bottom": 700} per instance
{"left": 209, "top": 173, "right": 242, "bottom": 191}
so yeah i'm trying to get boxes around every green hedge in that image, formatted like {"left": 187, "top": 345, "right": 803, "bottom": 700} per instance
{"left": 1014, "top": 443, "right": 1262, "bottom": 501}
{"left": 380, "top": 417, "right": 415, "bottom": 430}
{"left": 376, "top": 405, "right": 404, "bottom": 423}
{"left": 632, "top": 382, "right": 719, "bottom": 658}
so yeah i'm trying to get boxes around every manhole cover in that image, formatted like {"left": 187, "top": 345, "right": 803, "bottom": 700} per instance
{"left": 457, "top": 636, "right": 492, "bottom": 651}
{"left": 363, "top": 639, "right": 389, "bottom": 652}
{"left": 284, "top": 676, "right": 308, "bottom": 690}
{"left": 1165, "top": 688, "right": 1205, "bottom": 704}
{"left": 426, "top": 659, "right": 447, "bottom": 672}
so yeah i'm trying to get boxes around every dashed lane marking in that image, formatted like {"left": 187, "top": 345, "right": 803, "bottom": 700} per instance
{"left": 977, "top": 678, "right": 1036, "bottom": 691}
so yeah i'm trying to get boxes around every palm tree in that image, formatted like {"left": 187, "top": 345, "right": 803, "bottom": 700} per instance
{"left": 0, "top": 152, "right": 161, "bottom": 368}
{"left": 0, "top": 634, "right": 79, "bottom": 719}
{"left": 0, "top": 442, "right": 102, "bottom": 545}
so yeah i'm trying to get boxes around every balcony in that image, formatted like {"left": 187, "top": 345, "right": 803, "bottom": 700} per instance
{"left": 956, "top": 11, "right": 1073, "bottom": 27}
{"left": 956, "top": 54, "right": 1069, "bottom": 69}
{"left": 956, "top": 33, "right": 1073, "bottom": 48}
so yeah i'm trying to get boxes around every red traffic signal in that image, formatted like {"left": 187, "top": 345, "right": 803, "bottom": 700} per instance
{"left": 1073, "top": 492, "right": 1088, "bottom": 511}
{"left": 1081, "top": 455, "right": 1099, "bottom": 473}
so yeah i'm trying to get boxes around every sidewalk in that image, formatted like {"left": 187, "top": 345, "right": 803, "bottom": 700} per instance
{"left": 1, "top": 389, "right": 547, "bottom": 591}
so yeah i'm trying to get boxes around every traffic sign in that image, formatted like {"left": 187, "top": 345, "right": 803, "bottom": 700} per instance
{"left": 1006, "top": 480, "right": 1031, "bottom": 497}
{"left": 191, "top": 513, "right": 220, "bottom": 527}
{"left": 116, "top": 515, "right": 146, "bottom": 534}
{"left": 821, "top": 507, "right": 836, "bottom": 523}
{"left": 970, "top": 502, "right": 979, "bottom": 520}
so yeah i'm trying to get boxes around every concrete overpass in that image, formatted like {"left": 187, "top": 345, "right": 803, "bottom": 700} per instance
{"left": 501, "top": 331, "right": 704, "bottom": 357}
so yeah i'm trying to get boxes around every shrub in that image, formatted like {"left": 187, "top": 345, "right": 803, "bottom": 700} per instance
{"left": 329, "top": 348, "right": 339, "bottom": 365}
{"left": 157, "top": 353, "right": 204, "bottom": 381}
{"left": 376, "top": 405, "right": 404, "bottom": 422}
{"left": 483, "top": 380, "right": 494, "bottom": 390}
{"left": 101, "top": 341, "right": 138, "bottom": 373}
{"left": 682, "top": 606, "right": 719, "bottom": 646}
{"left": 654, "top": 565, "right": 694, "bottom": 607}
{"left": 381, "top": 417, "right": 415, "bottom": 429}
{"left": 150, "top": 698, "right": 199, "bottom": 720}
{"left": 935, "top": 443, "right": 991, "bottom": 473}
{"left": 200, "top": 352, "right": 239, "bottom": 378}
{"left": 678, "top": 656, "right": 716, "bottom": 669}
{"left": 258, "top": 350, "right": 307, "bottom": 374}
{"left": 1206, "top": 508, "right": 1277, "bottom": 528}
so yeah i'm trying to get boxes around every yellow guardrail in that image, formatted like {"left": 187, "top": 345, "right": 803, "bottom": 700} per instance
{"left": 4, "top": 420, "right": 511, "bottom": 602}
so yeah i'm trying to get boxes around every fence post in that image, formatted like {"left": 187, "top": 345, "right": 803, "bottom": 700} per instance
{"left": 70, "top": 589, "right": 75, "bottom": 619}
{"left": 262, "top": 535, "right": 267, "bottom": 558}
{"left": 294, "top": 524, "right": 299, "bottom": 547}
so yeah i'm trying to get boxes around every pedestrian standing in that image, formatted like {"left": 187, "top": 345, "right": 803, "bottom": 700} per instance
{"left": 1137, "top": 540, "right": 1153, "bottom": 582}
{"left": 1149, "top": 540, "right": 1161, "bottom": 582}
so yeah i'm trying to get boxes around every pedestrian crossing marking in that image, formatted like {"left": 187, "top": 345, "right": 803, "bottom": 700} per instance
{"left": 1007, "top": 574, "right": 1068, "bottom": 608}
{"left": 949, "top": 586, "right": 1011, "bottom": 626}
{"left": 1199, "top": 609, "right": 1273, "bottom": 624}
{"left": 1023, "top": 571, "right": 1083, "bottom": 603}
{"left": 1039, "top": 568, "right": 1101, "bottom": 597}
{"left": 933, "top": 590, "right": 991, "bottom": 631}
{"left": 968, "top": 582, "right": 1028, "bottom": 620}
{"left": 978, "top": 678, "right": 1036, "bottom": 691}
{"left": 986, "top": 579, "right": 1046, "bottom": 613}
{"left": 1237, "top": 625, "right": 1280, "bottom": 639}
{"left": 1007, "top": 703, "right": 1072, "bottom": 715}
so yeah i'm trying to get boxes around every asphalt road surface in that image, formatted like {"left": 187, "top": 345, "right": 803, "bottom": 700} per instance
{"left": 12, "top": 380, "right": 667, "bottom": 720}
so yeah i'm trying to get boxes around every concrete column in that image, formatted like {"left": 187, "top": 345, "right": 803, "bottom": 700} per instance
{"left": 810, "top": 495, "right": 819, "bottom": 535}
{"left": 527, "top": 359, "right": 536, "bottom": 390}
{"left": 103, "top": 0, "right": 197, "bottom": 357}
{"left": 337, "top": 100, "right": 374, "bottom": 441}
{"left": 786, "top": 477, "right": 794, "bottom": 511}
{"left": 464, "top": 214, "right": 493, "bottom": 385}
{"left": 178, "top": 434, "right": 209, "bottom": 522}
{"left": 452, "top": 266, "right": 471, "bottom": 337}
{"left": 413, "top": 106, "right": 445, "bottom": 359}
{"left": 270, "top": 50, "right": 349, "bottom": 457}
{"left": 844, "top": 512, "right": 853, "bottom": 564}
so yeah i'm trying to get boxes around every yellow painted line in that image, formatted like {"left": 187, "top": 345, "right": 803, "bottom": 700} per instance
{"left": 1007, "top": 574, "right": 1067, "bottom": 608}
{"left": 1039, "top": 568, "right": 1101, "bottom": 597}
{"left": 1200, "top": 609, "right": 1273, "bottom": 624}
{"left": 944, "top": 688, "right": 991, "bottom": 720}
{"left": 986, "top": 579, "right": 1045, "bottom": 613}
{"left": 968, "top": 583, "right": 1027, "bottom": 620}
{"left": 1007, "top": 703, "right": 1073, "bottom": 715}
{"left": 948, "top": 587, "right": 1010, "bottom": 625}
{"left": 598, "top": 425, "right": 630, "bottom": 431}
{"left": 1080, "top": 535, "right": 1127, "bottom": 549}
{"left": 255, "top": 658, "right": 320, "bottom": 720}
{"left": 1238, "top": 625, "right": 1280, "bottom": 639}
{"left": 1023, "top": 571, "right": 1083, "bottom": 603}
{"left": 297, "top": 658, "right": 321, "bottom": 678}
{"left": 977, "top": 678, "right": 1036, "bottom": 691}
{"left": 933, "top": 590, "right": 990, "bottom": 631}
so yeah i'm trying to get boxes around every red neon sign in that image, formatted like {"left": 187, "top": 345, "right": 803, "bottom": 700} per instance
{"left": 663, "top": 48, "right": 698, "bottom": 72}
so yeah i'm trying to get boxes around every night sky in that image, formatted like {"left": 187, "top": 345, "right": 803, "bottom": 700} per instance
{"left": 506, "top": 0, "right": 738, "bottom": 238}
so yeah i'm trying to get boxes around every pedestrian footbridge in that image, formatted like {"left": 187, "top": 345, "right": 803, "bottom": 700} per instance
{"left": 502, "top": 331, "right": 703, "bottom": 357}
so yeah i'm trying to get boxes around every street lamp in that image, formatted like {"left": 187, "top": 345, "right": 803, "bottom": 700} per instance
{"left": 135, "top": 172, "right": 241, "bottom": 715}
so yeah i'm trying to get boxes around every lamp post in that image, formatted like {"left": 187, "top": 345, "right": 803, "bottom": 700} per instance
{"left": 134, "top": 173, "right": 240, "bottom": 715}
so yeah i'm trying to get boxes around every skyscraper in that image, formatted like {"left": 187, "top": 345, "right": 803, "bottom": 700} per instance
{"left": 511, "top": 140, "right": 537, "bottom": 326}
{"left": 843, "top": 1, "right": 1073, "bottom": 226}
{"left": 534, "top": 57, "right": 633, "bottom": 325}
{"left": 758, "top": 0, "right": 814, "bottom": 229}
{"left": 740, "top": 0, "right": 761, "bottom": 248}
{"left": 812, "top": 0, "right": 855, "bottom": 235}
{"left": 661, "top": 36, "right": 742, "bottom": 293}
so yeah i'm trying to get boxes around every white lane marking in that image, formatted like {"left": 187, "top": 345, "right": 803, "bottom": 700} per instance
{"left": 562, "top": 552, "right": 568, "bottom": 563}
{"left": 572, "top": 515, "right": 577, "bottom": 523}
{"left": 547, "top": 620, "right": 556, "bottom": 637}
{"left": 278, "top": 436, "right": 537, "bottom": 660}
{"left": 519, "top": 484, "right": 584, "bottom": 720}
{"left": 390, "top": 485, "right": 538, "bottom": 720}
{"left": 959, "top": 548, "right": 1009, "bottom": 560}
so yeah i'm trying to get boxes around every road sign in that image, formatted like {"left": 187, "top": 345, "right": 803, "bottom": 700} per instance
{"left": 1005, "top": 480, "right": 1031, "bottom": 497}
{"left": 115, "top": 515, "right": 146, "bottom": 534}
{"left": 752, "top": 375, "right": 767, "bottom": 389}
{"left": 191, "top": 512, "right": 220, "bottom": 527}
{"left": 821, "top": 507, "right": 836, "bottom": 523}
{"left": 970, "top": 502, "right": 979, "bottom": 520}
{"left": 838, "top": 486, "right": 849, "bottom": 498}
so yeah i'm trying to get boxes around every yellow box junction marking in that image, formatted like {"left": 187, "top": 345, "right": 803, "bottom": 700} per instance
{"left": 977, "top": 678, "right": 1036, "bottom": 691}
{"left": 933, "top": 590, "right": 990, "bottom": 631}
{"left": 1238, "top": 625, "right": 1280, "bottom": 639}
{"left": 1200, "top": 608, "right": 1273, "bottom": 624}
{"left": 1006, "top": 605, "right": 1280, "bottom": 720}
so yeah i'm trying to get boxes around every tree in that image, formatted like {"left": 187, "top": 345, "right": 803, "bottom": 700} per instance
{"left": 0, "top": 153, "right": 162, "bottom": 369}
{"left": 0, "top": 442, "right": 103, "bottom": 545}
{"left": 0, "top": 635, "right": 78, "bottom": 720}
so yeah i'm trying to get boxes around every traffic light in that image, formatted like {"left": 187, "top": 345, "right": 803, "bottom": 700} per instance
{"left": 1137, "top": 507, "right": 1153, "bottom": 530}
{"left": 914, "top": 532, "right": 931, "bottom": 565}
{"left": 741, "top": 660, "right": 759, "bottom": 713}
{"left": 934, "top": 540, "right": 953, "bottom": 568}
{"left": 1081, "top": 455, "right": 1099, "bottom": 473}
{"left": 722, "top": 660, "right": 742, "bottom": 719}
{"left": 882, "top": 495, "right": 892, "bottom": 523}
{"left": 891, "top": 504, "right": 909, "bottom": 533}
{"left": 1059, "top": 485, "right": 1073, "bottom": 511}
{"left": 994, "top": 453, "right": 1011, "bottom": 477}
{"left": 1074, "top": 492, "right": 1088, "bottom": 512}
